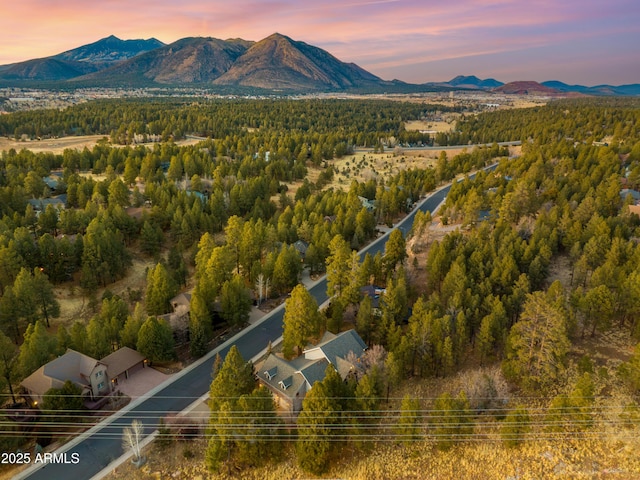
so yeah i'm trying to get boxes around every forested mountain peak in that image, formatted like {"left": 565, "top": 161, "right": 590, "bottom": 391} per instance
{"left": 54, "top": 35, "right": 165, "bottom": 64}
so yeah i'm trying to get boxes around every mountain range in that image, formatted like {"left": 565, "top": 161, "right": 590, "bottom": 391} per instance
{"left": 0, "top": 34, "right": 638, "bottom": 95}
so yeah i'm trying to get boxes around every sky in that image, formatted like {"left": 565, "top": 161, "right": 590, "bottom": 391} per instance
{"left": 1, "top": 0, "right": 638, "bottom": 86}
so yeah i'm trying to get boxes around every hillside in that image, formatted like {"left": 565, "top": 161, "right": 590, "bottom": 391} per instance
{"left": 493, "top": 81, "right": 562, "bottom": 95}
{"left": 54, "top": 35, "right": 164, "bottom": 64}
{"left": 77, "top": 37, "right": 252, "bottom": 84}
{"left": 212, "top": 33, "right": 382, "bottom": 91}
{"left": 0, "top": 35, "right": 162, "bottom": 81}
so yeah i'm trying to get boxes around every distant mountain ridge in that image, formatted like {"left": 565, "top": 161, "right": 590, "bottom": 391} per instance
{"left": 79, "top": 37, "right": 252, "bottom": 84}
{"left": 447, "top": 75, "right": 503, "bottom": 89}
{"left": 0, "top": 36, "right": 164, "bottom": 81}
{"left": 55, "top": 35, "right": 165, "bottom": 64}
{"left": 0, "top": 35, "right": 638, "bottom": 95}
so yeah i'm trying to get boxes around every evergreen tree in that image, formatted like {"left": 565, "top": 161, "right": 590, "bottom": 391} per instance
{"left": 326, "top": 234, "right": 351, "bottom": 299}
{"left": 145, "top": 263, "right": 178, "bottom": 316}
{"left": 18, "top": 321, "right": 57, "bottom": 377}
{"left": 432, "top": 391, "right": 473, "bottom": 451}
{"left": 0, "top": 331, "right": 18, "bottom": 402}
{"left": 296, "top": 377, "right": 340, "bottom": 475}
{"left": 220, "top": 275, "right": 252, "bottom": 328}
{"left": 140, "top": 221, "right": 163, "bottom": 257}
{"left": 395, "top": 395, "right": 422, "bottom": 446}
{"left": 32, "top": 268, "right": 60, "bottom": 328}
{"left": 136, "top": 316, "right": 176, "bottom": 363}
{"left": 234, "top": 386, "right": 283, "bottom": 467}
{"left": 503, "top": 291, "right": 570, "bottom": 391}
{"left": 206, "top": 346, "right": 256, "bottom": 472}
{"left": 208, "top": 345, "right": 255, "bottom": 412}
{"left": 42, "top": 380, "right": 84, "bottom": 422}
{"left": 120, "top": 304, "right": 146, "bottom": 349}
{"left": 282, "top": 284, "right": 322, "bottom": 358}
{"left": 500, "top": 405, "right": 531, "bottom": 447}
{"left": 356, "top": 294, "right": 374, "bottom": 346}
{"left": 69, "top": 321, "right": 89, "bottom": 354}
{"left": 383, "top": 228, "right": 407, "bottom": 276}
{"left": 86, "top": 315, "right": 112, "bottom": 359}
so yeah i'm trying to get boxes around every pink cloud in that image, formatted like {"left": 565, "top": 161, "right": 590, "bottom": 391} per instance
{"left": 0, "top": 0, "right": 637, "bottom": 85}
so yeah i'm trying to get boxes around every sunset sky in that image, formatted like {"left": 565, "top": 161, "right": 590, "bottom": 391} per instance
{"left": 1, "top": 0, "right": 638, "bottom": 85}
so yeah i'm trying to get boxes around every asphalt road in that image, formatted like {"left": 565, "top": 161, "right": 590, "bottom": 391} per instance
{"left": 17, "top": 167, "right": 485, "bottom": 480}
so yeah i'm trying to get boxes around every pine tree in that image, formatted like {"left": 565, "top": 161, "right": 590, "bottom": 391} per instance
{"left": 234, "top": 386, "right": 283, "bottom": 467}
{"left": 206, "top": 346, "right": 256, "bottom": 472}
{"left": 220, "top": 275, "right": 252, "bottom": 328}
{"left": 502, "top": 291, "right": 570, "bottom": 391}
{"left": 432, "top": 391, "right": 473, "bottom": 451}
{"left": 208, "top": 345, "right": 255, "bottom": 412}
{"left": 395, "top": 395, "right": 422, "bottom": 446}
{"left": 282, "top": 284, "right": 322, "bottom": 358}
{"left": 145, "top": 263, "right": 178, "bottom": 316}
{"left": 140, "top": 221, "right": 163, "bottom": 257}
{"left": 136, "top": 316, "right": 176, "bottom": 363}
{"left": 0, "top": 331, "right": 18, "bottom": 403}
{"left": 296, "top": 379, "right": 340, "bottom": 475}
{"left": 500, "top": 405, "right": 531, "bottom": 447}
{"left": 326, "top": 234, "right": 351, "bottom": 299}
{"left": 383, "top": 228, "right": 407, "bottom": 276}
{"left": 18, "top": 321, "right": 57, "bottom": 378}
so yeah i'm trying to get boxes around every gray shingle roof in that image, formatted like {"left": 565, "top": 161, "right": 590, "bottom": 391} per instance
{"left": 306, "top": 329, "right": 367, "bottom": 367}
{"left": 43, "top": 349, "right": 102, "bottom": 386}
{"left": 298, "top": 359, "right": 330, "bottom": 388}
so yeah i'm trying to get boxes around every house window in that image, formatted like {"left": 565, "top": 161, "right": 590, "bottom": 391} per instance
{"left": 95, "top": 371, "right": 103, "bottom": 379}
{"left": 98, "top": 382, "right": 105, "bottom": 390}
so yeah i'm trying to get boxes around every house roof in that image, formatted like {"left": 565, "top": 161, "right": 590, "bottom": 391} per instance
{"left": 298, "top": 358, "right": 330, "bottom": 388}
{"left": 621, "top": 189, "right": 640, "bottom": 201}
{"left": 21, "top": 349, "right": 103, "bottom": 397}
{"left": 293, "top": 240, "right": 309, "bottom": 255}
{"left": 20, "top": 366, "right": 61, "bottom": 397}
{"left": 27, "top": 196, "right": 66, "bottom": 211}
{"left": 43, "top": 349, "right": 103, "bottom": 387}
{"left": 304, "top": 329, "right": 367, "bottom": 367}
{"left": 261, "top": 354, "right": 306, "bottom": 398}
{"left": 101, "top": 347, "right": 145, "bottom": 379}
{"left": 360, "top": 285, "right": 385, "bottom": 309}
{"left": 260, "top": 329, "right": 367, "bottom": 404}
{"left": 170, "top": 292, "right": 192, "bottom": 308}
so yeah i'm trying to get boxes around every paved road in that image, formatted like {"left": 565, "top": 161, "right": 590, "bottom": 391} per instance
{"left": 18, "top": 166, "right": 491, "bottom": 480}
{"left": 354, "top": 140, "right": 521, "bottom": 153}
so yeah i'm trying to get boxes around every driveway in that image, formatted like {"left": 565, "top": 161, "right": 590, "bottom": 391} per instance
{"left": 116, "top": 366, "right": 171, "bottom": 399}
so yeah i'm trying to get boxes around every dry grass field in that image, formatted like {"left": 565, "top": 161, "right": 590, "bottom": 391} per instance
{"left": 0, "top": 135, "right": 200, "bottom": 154}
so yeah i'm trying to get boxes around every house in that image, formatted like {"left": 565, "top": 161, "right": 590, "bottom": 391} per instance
{"left": 620, "top": 189, "right": 640, "bottom": 202}
{"left": 27, "top": 195, "right": 66, "bottom": 214}
{"left": 358, "top": 196, "right": 376, "bottom": 212}
{"left": 20, "top": 347, "right": 148, "bottom": 409}
{"left": 20, "top": 349, "right": 110, "bottom": 408}
{"left": 628, "top": 204, "right": 640, "bottom": 217}
{"left": 43, "top": 175, "right": 63, "bottom": 193}
{"left": 293, "top": 240, "right": 309, "bottom": 261}
{"left": 259, "top": 329, "right": 367, "bottom": 413}
{"left": 158, "top": 292, "right": 192, "bottom": 342}
{"left": 360, "top": 285, "right": 386, "bottom": 315}
{"left": 170, "top": 292, "right": 192, "bottom": 311}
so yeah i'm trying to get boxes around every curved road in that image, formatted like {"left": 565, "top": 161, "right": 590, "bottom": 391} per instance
{"left": 18, "top": 165, "right": 493, "bottom": 480}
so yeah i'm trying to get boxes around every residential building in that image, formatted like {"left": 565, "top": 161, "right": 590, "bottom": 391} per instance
{"left": 259, "top": 329, "right": 367, "bottom": 413}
